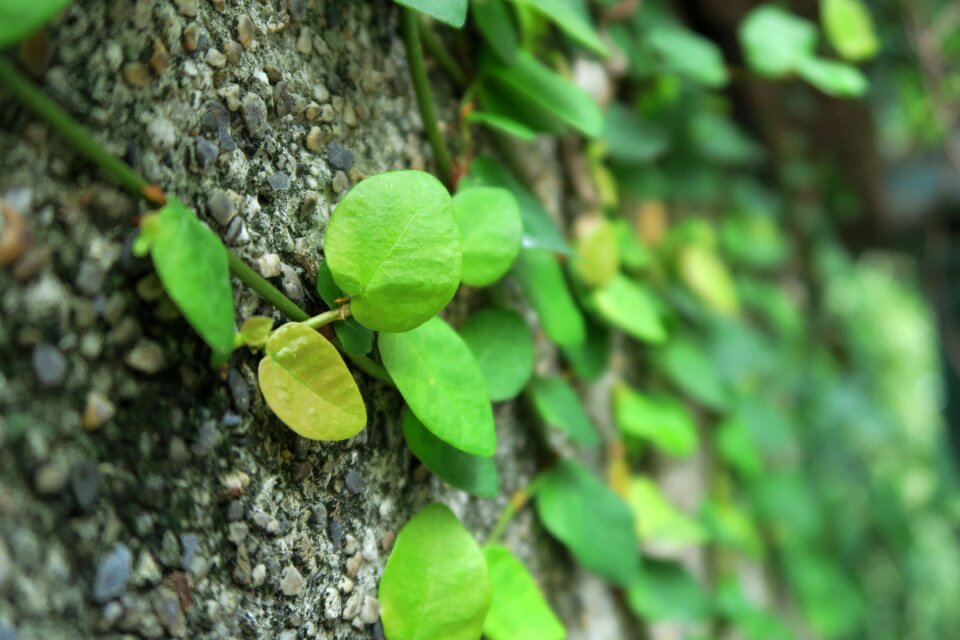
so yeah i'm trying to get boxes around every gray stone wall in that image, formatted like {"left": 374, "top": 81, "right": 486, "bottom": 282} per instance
{"left": 0, "top": 1, "right": 634, "bottom": 638}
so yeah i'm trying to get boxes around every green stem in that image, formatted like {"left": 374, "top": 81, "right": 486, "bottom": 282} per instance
{"left": 486, "top": 477, "right": 543, "bottom": 545}
{"left": 400, "top": 7, "right": 453, "bottom": 187}
{"left": 0, "top": 57, "right": 154, "bottom": 202}
{"left": 227, "top": 253, "right": 308, "bottom": 322}
{"left": 302, "top": 304, "right": 352, "bottom": 329}
{"left": 344, "top": 352, "right": 394, "bottom": 385}
{"left": 419, "top": 22, "right": 467, "bottom": 88}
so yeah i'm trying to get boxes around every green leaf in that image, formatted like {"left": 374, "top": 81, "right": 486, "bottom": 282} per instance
{"left": 677, "top": 244, "right": 740, "bottom": 314}
{"left": 511, "top": 249, "right": 586, "bottom": 346}
{"left": 535, "top": 460, "right": 641, "bottom": 585}
{"left": 822, "top": 0, "right": 878, "bottom": 62}
{"left": 509, "top": 0, "right": 610, "bottom": 57}
{"left": 394, "top": 0, "right": 468, "bottom": 27}
{"left": 459, "top": 308, "right": 534, "bottom": 402}
{"left": 482, "top": 546, "right": 566, "bottom": 640}
{"left": 238, "top": 316, "right": 274, "bottom": 348}
{"left": 481, "top": 51, "right": 604, "bottom": 138}
{"left": 572, "top": 215, "right": 619, "bottom": 287}
{"left": 324, "top": 171, "right": 461, "bottom": 333}
{"left": 379, "top": 504, "right": 491, "bottom": 640}
{"left": 472, "top": 0, "right": 519, "bottom": 62}
{"left": 453, "top": 187, "right": 523, "bottom": 287}
{"left": 627, "top": 477, "right": 708, "bottom": 545}
{"left": 258, "top": 323, "right": 367, "bottom": 440}
{"left": 461, "top": 156, "right": 570, "bottom": 254}
{"left": 716, "top": 416, "right": 763, "bottom": 478}
{"left": 402, "top": 408, "right": 499, "bottom": 497}
{"left": 315, "top": 260, "right": 373, "bottom": 356}
{"left": 0, "top": 0, "right": 70, "bottom": 48}
{"left": 614, "top": 385, "right": 698, "bottom": 457}
{"left": 702, "top": 499, "right": 764, "bottom": 558}
{"left": 627, "top": 559, "right": 710, "bottom": 622}
{"left": 591, "top": 274, "right": 666, "bottom": 344}
{"left": 656, "top": 337, "right": 729, "bottom": 411}
{"left": 739, "top": 5, "right": 817, "bottom": 77}
{"left": 796, "top": 56, "right": 868, "bottom": 98}
{"left": 648, "top": 26, "right": 728, "bottom": 87}
{"left": 466, "top": 111, "right": 537, "bottom": 141}
{"left": 601, "top": 102, "right": 670, "bottom": 162}
{"left": 560, "top": 320, "right": 611, "bottom": 382}
{"left": 529, "top": 376, "right": 600, "bottom": 446}
{"left": 141, "top": 197, "right": 235, "bottom": 357}
{"left": 379, "top": 316, "right": 497, "bottom": 457}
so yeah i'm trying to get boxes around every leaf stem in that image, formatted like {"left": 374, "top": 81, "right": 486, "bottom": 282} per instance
{"left": 302, "top": 303, "right": 352, "bottom": 329}
{"left": 400, "top": 7, "right": 453, "bottom": 187}
{"left": 418, "top": 21, "right": 467, "bottom": 88}
{"left": 485, "top": 477, "right": 543, "bottom": 545}
{"left": 0, "top": 57, "right": 162, "bottom": 204}
{"left": 344, "top": 352, "right": 394, "bottom": 385}
{"left": 226, "top": 253, "right": 308, "bottom": 322}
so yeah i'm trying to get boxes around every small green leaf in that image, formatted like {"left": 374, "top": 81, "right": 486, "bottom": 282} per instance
{"left": 379, "top": 316, "right": 496, "bottom": 457}
{"left": 258, "top": 323, "right": 367, "bottom": 440}
{"left": 716, "top": 416, "right": 763, "bottom": 478}
{"left": 739, "top": 5, "right": 817, "bottom": 77}
{"left": 459, "top": 309, "right": 534, "bottom": 402}
{"left": 0, "top": 0, "right": 70, "bottom": 48}
{"left": 822, "top": 0, "right": 879, "bottom": 62}
{"left": 142, "top": 197, "right": 236, "bottom": 357}
{"left": 402, "top": 408, "right": 499, "bottom": 497}
{"left": 627, "top": 559, "right": 710, "bottom": 621}
{"left": 529, "top": 376, "right": 600, "bottom": 446}
{"left": 453, "top": 187, "right": 523, "bottom": 287}
{"left": 535, "top": 460, "right": 641, "bottom": 585}
{"left": 614, "top": 385, "right": 698, "bottom": 457}
{"left": 482, "top": 546, "right": 566, "bottom": 640}
{"left": 466, "top": 111, "right": 537, "bottom": 140}
{"left": 379, "top": 504, "right": 491, "bottom": 640}
{"left": 472, "top": 0, "right": 519, "bottom": 62}
{"left": 702, "top": 499, "right": 764, "bottom": 558}
{"left": 509, "top": 0, "right": 610, "bottom": 57}
{"left": 796, "top": 56, "right": 868, "bottom": 98}
{"left": 572, "top": 215, "right": 620, "bottom": 287}
{"left": 481, "top": 51, "right": 604, "bottom": 138}
{"left": 656, "top": 337, "right": 729, "bottom": 411}
{"left": 601, "top": 102, "right": 670, "bottom": 162}
{"left": 560, "top": 320, "right": 611, "bottom": 382}
{"left": 511, "top": 249, "right": 586, "bottom": 347}
{"left": 315, "top": 260, "right": 373, "bottom": 356}
{"left": 394, "top": 0, "right": 468, "bottom": 27}
{"left": 648, "top": 26, "right": 728, "bottom": 87}
{"left": 591, "top": 274, "right": 666, "bottom": 344}
{"left": 324, "top": 171, "right": 461, "bottom": 333}
{"left": 461, "top": 156, "right": 570, "bottom": 254}
{"left": 238, "top": 316, "right": 274, "bottom": 348}
{"left": 627, "top": 477, "right": 708, "bottom": 545}
{"left": 677, "top": 244, "right": 740, "bottom": 314}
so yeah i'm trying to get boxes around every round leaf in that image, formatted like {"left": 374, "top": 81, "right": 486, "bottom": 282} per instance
{"left": 627, "top": 477, "right": 708, "bottom": 545}
{"left": 483, "top": 546, "right": 566, "bottom": 640}
{"left": 573, "top": 215, "right": 620, "bottom": 287}
{"left": 324, "top": 171, "right": 462, "bottom": 332}
{"left": 796, "top": 56, "right": 868, "bottom": 98}
{"left": 379, "top": 504, "right": 491, "bottom": 640}
{"left": 315, "top": 260, "right": 373, "bottom": 356}
{"left": 402, "top": 408, "right": 499, "bottom": 498}
{"left": 614, "top": 385, "right": 699, "bottom": 457}
{"left": 529, "top": 376, "right": 600, "bottom": 446}
{"left": 239, "top": 316, "right": 274, "bottom": 348}
{"left": 535, "top": 460, "right": 642, "bottom": 585}
{"left": 739, "top": 6, "right": 817, "bottom": 77}
{"left": 142, "top": 197, "right": 236, "bottom": 358}
{"left": 627, "top": 559, "right": 710, "bottom": 622}
{"left": 258, "top": 323, "right": 367, "bottom": 440}
{"left": 648, "top": 26, "right": 728, "bottom": 88}
{"left": 379, "top": 316, "right": 497, "bottom": 457}
{"left": 0, "top": 0, "right": 70, "bottom": 48}
{"left": 677, "top": 244, "right": 740, "bottom": 315}
{"left": 459, "top": 308, "right": 534, "bottom": 402}
{"left": 591, "top": 274, "right": 667, "bottom": 344}
{"left": 453, "top": 187, "right": 523, "bottom": 287}
{"left": 656, "top": 337, "right": 729, "bottom": 411}
{"left": 822, "top": 0, "right": 879, "bottom": 62}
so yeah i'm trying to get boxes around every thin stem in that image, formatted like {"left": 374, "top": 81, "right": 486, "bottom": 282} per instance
{"left": 227, "top": 253, "right": 308, "bottom": 322}
{"left": 419, "top": 22, "right": 467, "bottom": 88}
{"left": 486, "top": 477, "right": 543, "bottom": 545}
{"left": 345, "top": 353, "right": 394, "bottom": 385}
{"left": 0, "top": 57, "right": 159, "bottom": 203}
{"left": 302, "top": 303, "right": 352, "bottom": 329}
{"left": 400, "top": 7, "right": 453, "bottom": 187}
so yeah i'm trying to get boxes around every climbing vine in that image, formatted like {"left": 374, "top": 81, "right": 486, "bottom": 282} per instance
{"left": 2, "top": 0, "right": 958, "bottom": 639}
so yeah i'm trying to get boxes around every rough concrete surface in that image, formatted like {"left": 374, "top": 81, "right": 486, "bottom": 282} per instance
{"left": 0, "top": 1, "right": 641, "bottom": 638}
